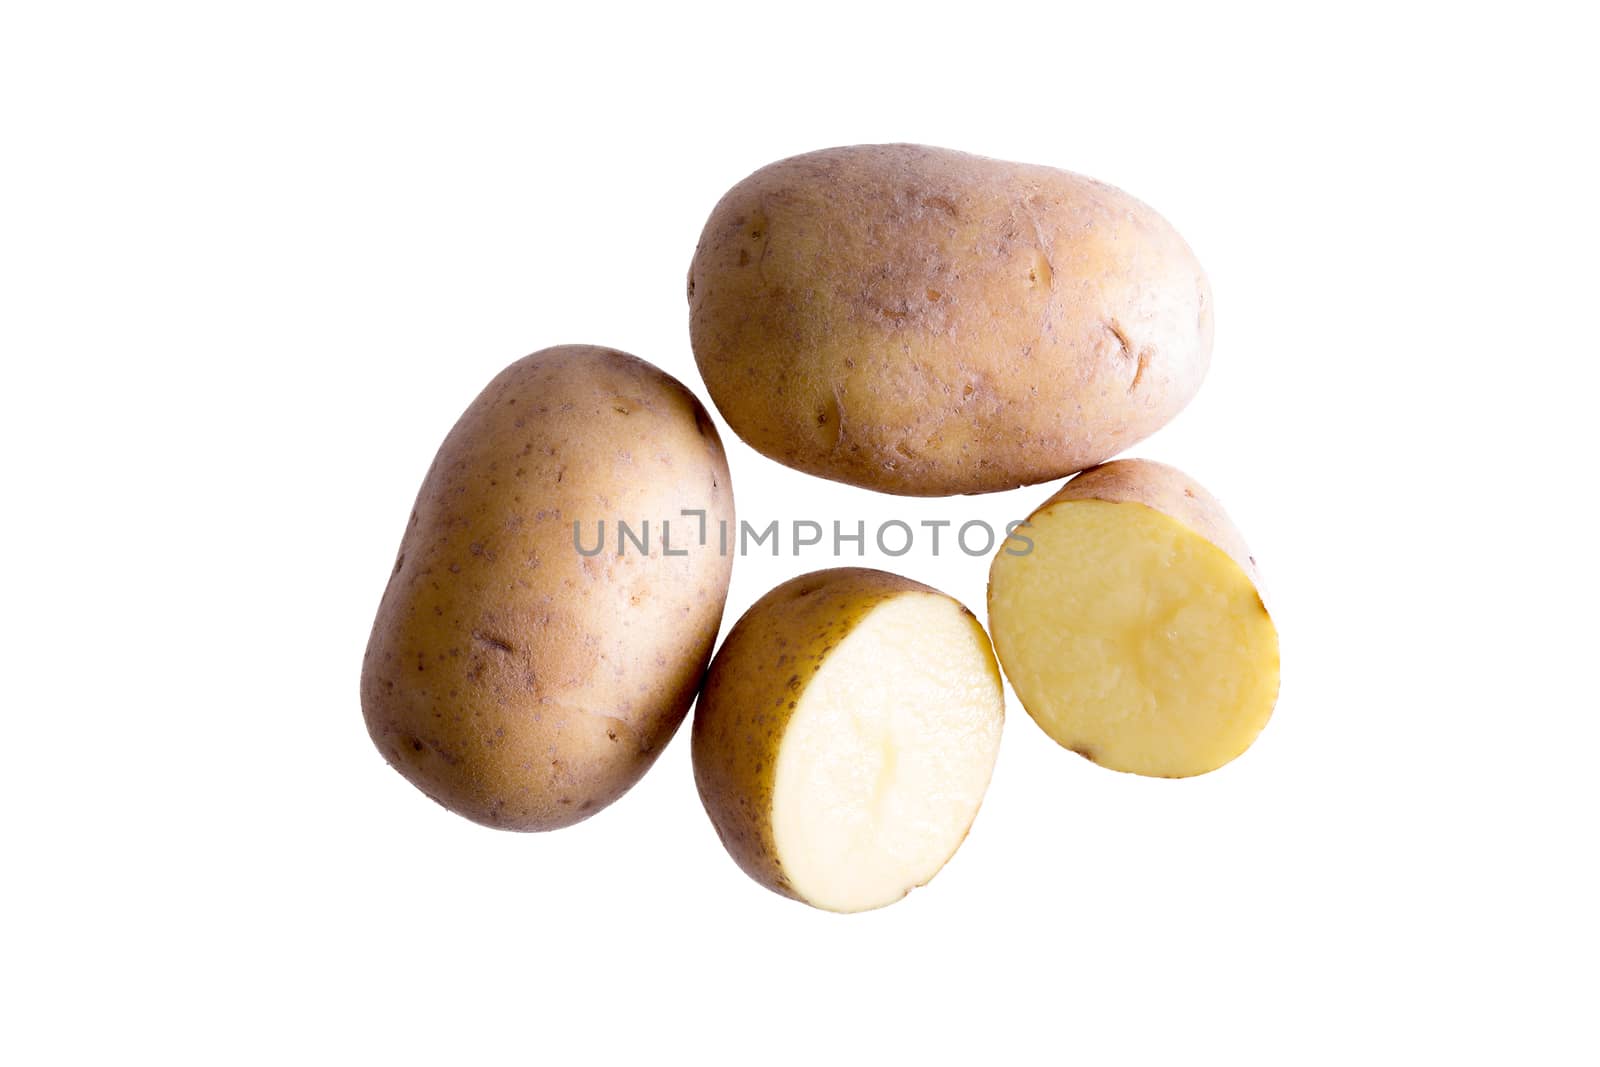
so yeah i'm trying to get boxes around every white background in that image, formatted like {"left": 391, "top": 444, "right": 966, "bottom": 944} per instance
{"left": 4, "top": 2, "right": 1596, "bottom": 1062}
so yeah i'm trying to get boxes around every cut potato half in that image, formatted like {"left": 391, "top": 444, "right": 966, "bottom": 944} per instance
{"left": 693, "top": 569, "right": 1004, "bottom": 913}
{"left": 988, "top": 460, "right": 1279, "bottom": 778}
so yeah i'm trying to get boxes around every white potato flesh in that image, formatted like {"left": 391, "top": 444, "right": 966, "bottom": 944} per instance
{"left": 770, "top": 593, "right": 1004, "bottom": 913}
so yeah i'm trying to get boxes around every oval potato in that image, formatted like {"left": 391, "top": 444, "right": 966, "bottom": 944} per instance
{"left": 688, "top": 144, "right": 1212, "bottom": 495}
{"left": 361, "top": 345, "right": 734, "bottom": 830}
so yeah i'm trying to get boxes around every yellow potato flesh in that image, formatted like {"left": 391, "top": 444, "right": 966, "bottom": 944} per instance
{"left": 990, "top": 500, "right": 1279, "bottom": 777}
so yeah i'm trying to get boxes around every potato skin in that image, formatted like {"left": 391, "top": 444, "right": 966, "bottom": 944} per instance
{"left": 688, "top": 144, "right": 1212, "bottom": 496}
{"left": 1031, "top": 458, "right": 1265, "bottom": 594}
{"left": 691, "top": 569, "right": 935, "bottom": 901}
{"left": 361, "top": 345, "right": 734, "bottom": 831}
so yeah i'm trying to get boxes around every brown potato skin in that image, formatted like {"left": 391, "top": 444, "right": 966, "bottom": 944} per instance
{"left": 688, "top": 144, "right": 1213, "bottom": 496}
{"left": 1030, "top": 458, "right": 1265, "bottom": 594}
{"left": 691, "top": 568, "right": 935, "bottom": 901}
{"left": 361, "top": 346, "right": 734, "bottom": 831}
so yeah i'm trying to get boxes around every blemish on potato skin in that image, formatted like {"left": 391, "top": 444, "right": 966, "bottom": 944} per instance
{"left": 1105, "top": 318, "right": 1133, "bottom": 359}
{"left": 1128, "top": 349, "right": 1151, "bottom": 393}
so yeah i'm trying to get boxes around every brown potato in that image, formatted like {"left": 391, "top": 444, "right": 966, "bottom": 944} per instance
{"left": 361, "top": 345, "right": 734, "bottom": 830}
{"left": 693, "top": 568, "right": 1004, "bottom": 912}
{"left": 688, "top": 144, "right": 1212, "bottom": 495}
{"left": 988, "top": 460, "right": 1279, "bottom": 777}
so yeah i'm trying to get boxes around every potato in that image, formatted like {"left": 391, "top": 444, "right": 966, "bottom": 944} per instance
{"left": 361, "top": 345, "right": 734, "bottom": 830}
{"left": 987, "top": 459, "right": 1278, "bottom": 777}
{"left": 692, "top": 568, "right": 1004, "bottom": 912}
{"left": 688, "top": 143, "right": 1212, "bottom": 496}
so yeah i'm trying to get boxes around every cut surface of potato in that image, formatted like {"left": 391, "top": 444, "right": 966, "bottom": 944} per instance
{"left": 772, "top": 594, "right": 1003, "bottom": 913}
{"left": 692, "top": 569, "right": 1003, "bottom": 913}
{"left": 988, "top": 462, "right": 1279, "bottom": 777}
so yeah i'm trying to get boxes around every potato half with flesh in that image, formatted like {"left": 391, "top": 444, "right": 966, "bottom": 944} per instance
{"left": 688, "top": 143, "right": 1212, "bottom": 495}
{"left": 693, "top": 569, "right": 1004, "bottom": 913}
{"left": 988, "top": 460, "right": 1279, "bottom": 777}
{"left": 361, "top": 345, "right": 734, "bottom": 831}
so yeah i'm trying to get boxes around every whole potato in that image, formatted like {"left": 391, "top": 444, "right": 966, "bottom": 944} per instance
{"left": 361, "top": 345, "right": 734, "bottom": 830}
{"left": 688, "top": 144, "right": 1212, "bottom": 495}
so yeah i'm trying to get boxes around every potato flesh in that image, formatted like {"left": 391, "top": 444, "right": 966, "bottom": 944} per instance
{"left": 771, "top": 594, "right": 1003, "bottom": 913}
{"left": 990, "top": 500, "right": 1279, "bottom": 777}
